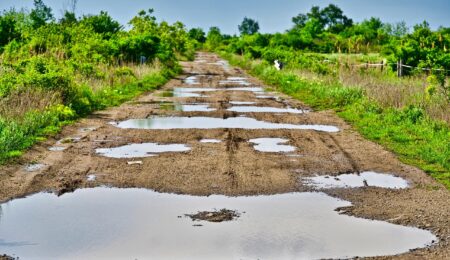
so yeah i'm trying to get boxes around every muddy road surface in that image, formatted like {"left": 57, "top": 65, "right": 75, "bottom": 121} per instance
{"left": 0, "top": 52, "right": 448, "bottom": 259}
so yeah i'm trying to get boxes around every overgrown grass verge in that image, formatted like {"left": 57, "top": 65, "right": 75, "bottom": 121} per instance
{"left": 221, "top": 52, "right": 450, "bottom": 189}
{"left": 0, "top": 67, "right": 177, "bottom": 164}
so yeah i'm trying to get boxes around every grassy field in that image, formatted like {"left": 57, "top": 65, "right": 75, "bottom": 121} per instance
{"left": 221, "top": 52, "right": 450, "bottom": 189}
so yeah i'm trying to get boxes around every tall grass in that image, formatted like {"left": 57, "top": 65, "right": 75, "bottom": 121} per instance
{"left": 222, "top": 52, "right": 450, "bottom": 189}
{"left": 0, "top": 61, "right": 176, "bottom": 163}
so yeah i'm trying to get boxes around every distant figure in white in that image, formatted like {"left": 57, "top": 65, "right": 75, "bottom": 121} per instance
{"left": 274, "top": 60, "right": 284, "bottom": 70}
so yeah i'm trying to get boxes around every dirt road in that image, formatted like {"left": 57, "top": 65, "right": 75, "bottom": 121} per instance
{"left": 0, "top": 52, "right": 449, "bottom": 259}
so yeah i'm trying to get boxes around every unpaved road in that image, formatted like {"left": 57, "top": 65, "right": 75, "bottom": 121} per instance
{"left": 0, "top": 52, "right": 449, "bottom": 259}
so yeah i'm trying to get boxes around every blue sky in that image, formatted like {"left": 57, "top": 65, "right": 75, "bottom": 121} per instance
{"left": 1, "top": 0, "right": 449, "bottom": 34}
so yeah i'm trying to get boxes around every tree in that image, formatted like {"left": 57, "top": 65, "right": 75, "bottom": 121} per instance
{"left": 292, "top": 13, "right": 308, "bottom": 28}
{"left": 59, "top": 11, "right": 77, "bottom": 25}
{"left": 80, "top": 11, "right": 122, "bottom": 39}
{"left": 238, "top": 17, "right": 259, "bottom": 35}
{"left": 188, "top": 28, "right": 206, "bottom": 43}
{"left": 0, "top": 12, "right": 20, "bottom": 47}
{"left": 30, "top": 0, "right": 54, "bottom": 29}
{"left": 205, "top": 26, "right": 223, "bottom": 50}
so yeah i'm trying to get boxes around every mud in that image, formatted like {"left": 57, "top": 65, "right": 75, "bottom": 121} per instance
{"left": 185, "top": 209, "right": 240, "bottom": 222}
{"left": 0, "top": 52, "right": 449, "bottom": 259}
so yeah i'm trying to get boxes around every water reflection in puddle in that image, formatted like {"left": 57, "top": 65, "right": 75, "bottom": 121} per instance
{"left": 229, "top": 101, "right": 256, "bottom": 105}
{"left": 48, "top": 146, "right": 66, "bottom": 152}
{"left": 228, "top": 106, "right": 306, "bottom": 114}
{"left": 96, "top": 143, "right": 191, "bottom": 158}
{"left": 184, "top": 76, "right": 198, "bottom": 85}
{"left": 24, "top": 163, "right": 45, "bottom": 172}
{"left": 0, "top": 188, "right": 436, "bottom": 259}
{"left": 249, "top": 138, "right": 296, "bottom": 153}
{"left": 116, "top": 117, "right": 340, "bottom": 132}
{"left": 177, "top": 104, "right": 216, "bottom": 112}
{"left": 304, "top": 171, "right": 409, "bottom": 189}
{"left": 200, "top": 139, "right": 222, "bottom": 143}
{"left": 172, "top": 87, "right": 265, "bottom": 98}
{"left": 219, "top": 77, "right": 250, "bottom": 86}
{"left": 87, "top": 175, "right": 96, "bottom": 181}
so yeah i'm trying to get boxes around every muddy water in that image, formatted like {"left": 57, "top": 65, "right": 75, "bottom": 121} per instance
{"left": 0, "top": 188, "right": 436, "bottom": 260}
{"left": 249, "top": 138, "right": 296, "bottom": 153}
{"left": 117, "top": 117, "right": 340, "bottom": 132}
{"left": 305, "top": 171, "right": 409, "bottom": 189}
{"left": 96, "top": 143, "right": 191, "bottom": 158}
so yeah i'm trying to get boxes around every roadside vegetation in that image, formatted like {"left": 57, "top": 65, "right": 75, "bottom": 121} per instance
{"left": 0, "top": 1, "right": 200, "bottom": 163}
{"left": 203, "top": 4, "right": 450, "bottom": 188}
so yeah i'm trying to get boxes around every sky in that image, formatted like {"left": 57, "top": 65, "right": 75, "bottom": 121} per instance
{"left": 1, "top": 0, "right": 449, "bottom": 34}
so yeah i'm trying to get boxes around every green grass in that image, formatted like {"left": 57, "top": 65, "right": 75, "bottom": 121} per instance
{"left": 222, "top": 52, "right": 450, "bottom": 189}
{"left": 0, "top": 68, "right": 176, "bottom": 164}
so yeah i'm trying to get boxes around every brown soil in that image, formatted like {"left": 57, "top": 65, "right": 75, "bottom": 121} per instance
{"left": 0, "top": 52, "right": 448, "bottom": 259}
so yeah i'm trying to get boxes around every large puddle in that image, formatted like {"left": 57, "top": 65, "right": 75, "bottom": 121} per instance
{"left": 96, "top": 143, "right": 191, "bottom": 158}
{"left": 304, "top": 171, "right": 409, "bottom": 189}
{"left": 0, "top": 188, "right": 436, "bottom": 259}
{"left": 249, "top": 138, "right": 296, "bottom": 153}
{"left": 116, "top": 117, "right": 340, "bottom": 132}
{"left": 228, "top": 106, "right": 306, "bottom": 114}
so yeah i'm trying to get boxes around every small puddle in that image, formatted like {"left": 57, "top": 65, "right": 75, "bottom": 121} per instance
{"left": 228, "top": 106, "right": 307, "bottom": 114}
{"left": 24, "top": 163, "right": 45, "bottom": 172}
{"left": 229, "top": 101, "right": 256, "bottom": 105}
{"left": 256, "top": 95, "right": 275, "bottom": 99}
{"left": 96, "top": 143, "right": 191, "bottom": 158}
{"left": 172, "top": 87, "right": 264, "bottom": 98}
{"left": 304, "top": 171, "right": 409, "bottom": 189}
{"left": 0, "top": 188, "right": 436, "bottom": 259}
{"left": 48, "top": 146, "right": 66, "bottom": 152}
{"left": 87, "top": 175, "right": 96, "bottom": 182}
{"left": 177, "top": 104, "right": 216, "bottom": 112}
{"left": 200, "top": 139, "right": 222, "bottom": 143}
{"left": 184, "top": 76, "right": 198, "bottom": 85}
{"left": 219, "top": 77, "right": 251, "bottom": 86}
{"left": 249, "top": 138, "right": 296, "bottom": 153}
{"left": 116, "top": 117, "right": 340, "bottom": 132}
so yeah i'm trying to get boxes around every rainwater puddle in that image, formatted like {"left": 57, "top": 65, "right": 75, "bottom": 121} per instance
{"left": 24, "top": 163, "right": 45, "bottom": 172}
{"left": 96, "top": 143, "right": 191, "bottom": 158}
{"left": 200, "top": 139, "right": 222, "bottom": 143}
{"left": 219, "top": 77, "right": 250, "bottom": 86}
{"left": 48, "top": 146, "right": 66, "bottom": 152}
{"left": 228, "top": 106, "right": 306, "bottom": 114}
{"left": 249, "top": 138, "right": 296, "bottom": 153}
{"left": 184, "top": 76, "right": 199, "bottom": 85}
{"left": 87, "top": 175, "right": 96, "bottom": 181}
{"left": 229, "top": 101, "right": 256, "bottom": 105}
{"left": 304, "top": 171, "right": 409, "bottom": 189}
{"left": 172, "top": 87, "right": 264, "bottom": 98}
{"left": 177, "top": 104, "right": 216, "bottom": 112}
{"left": 256, "top": 95, "right": 275, "bottom": 99}
{"left": 0, "top": 188, "right": 436, "bottom": 259}
{"left": 116, "top": 117, "right": 340, "bottom": 132}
